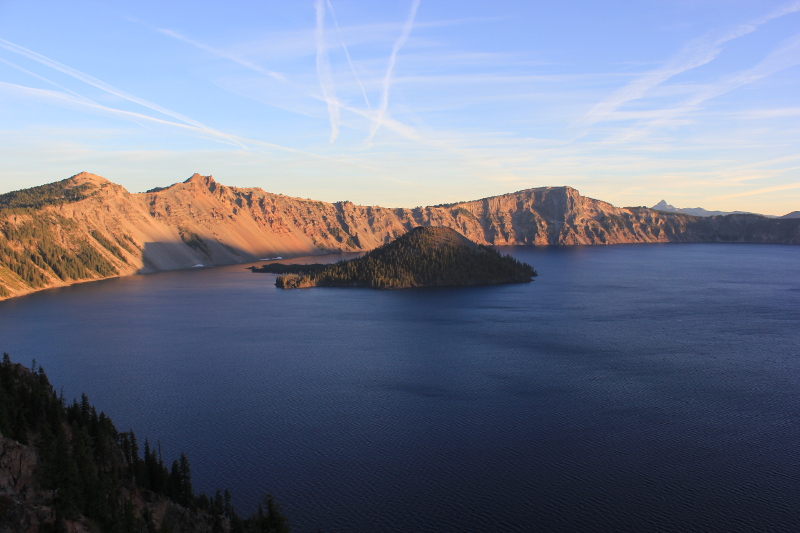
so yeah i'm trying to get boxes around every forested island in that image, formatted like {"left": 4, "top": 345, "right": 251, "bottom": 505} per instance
{"left": 0, "top": 354, "right": 290, "bottom": 533}
{"left": 250, "top": 226, "right": 537, "bottom": 289}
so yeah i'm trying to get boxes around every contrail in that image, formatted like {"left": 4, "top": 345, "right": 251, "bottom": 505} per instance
{"left": 156, "top": 22, "right": 363, "bottom": 143}
{"left": 148, "top": 16, "right": 513, "bottom": 176}
{"left": 0, "top": 81, "right": 341, "bottom": 159}
{"left": 0, "top": 37, "right": 239, "bottom": 145}
{"left": 326, "top": 0, "right": 371, "bottom": 110}
{"left": 315, "top": 0, "right": 340, "bottom": 143}
{"left": 0, "top": 57, "right": 91, "bottom": 102}
{"left": 155, "top": 28, "right": 286, "bottom": 83}
{"left": 604, "top": 32, "right": 800, "bottom": 146}
{"left": 577, "top": 0, "right": 800, "bottom": 128}
{"left": 367, "top": 0, "right": 421, "bottom": 142}
{"left": 0, "top": 57, "right": 155, "bottom": 131}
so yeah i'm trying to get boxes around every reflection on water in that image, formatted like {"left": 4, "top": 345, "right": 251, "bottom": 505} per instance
{"left": 1, "top": 244, "right": 799, "bottom": 532}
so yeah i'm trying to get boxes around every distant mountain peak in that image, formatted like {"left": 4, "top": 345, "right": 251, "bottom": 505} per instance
{"left": 650, "top": 200, "right": 750, "bottom": 217}
{"left": 652, "top": 200, "right": 675, "bottom": 211}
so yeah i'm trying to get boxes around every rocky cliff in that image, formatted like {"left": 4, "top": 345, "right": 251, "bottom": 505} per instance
{"left": 1, "top": 172, "right": 798, "bottom": 300}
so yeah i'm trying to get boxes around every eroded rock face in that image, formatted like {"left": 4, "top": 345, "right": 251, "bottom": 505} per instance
{"left": 1, "top": 173, "right": 799, "bottom": 300}
{"left": 0, "top": 432, "right": 221, "bottom": 533}
{"left": 0, "top": 434, "right": 38, "bottom": 496}
{"left": 0, "top": 433, "right": 52, "bottom": 533}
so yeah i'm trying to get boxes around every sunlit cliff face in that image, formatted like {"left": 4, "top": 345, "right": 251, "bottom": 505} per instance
{"left": 2, "top": 172, "right": 798, "bottom": 300}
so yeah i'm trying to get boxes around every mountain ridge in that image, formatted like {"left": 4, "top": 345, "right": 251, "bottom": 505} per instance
{"left": 1, "top": 172, "right": 799, "bottom": 300}
{"left": 651, "top": 199, "right": 762, "bottom": 217}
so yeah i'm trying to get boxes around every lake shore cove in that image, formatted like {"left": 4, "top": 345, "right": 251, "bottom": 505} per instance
{"left": 252, "top": 226, "right": 537, "bottom": 289}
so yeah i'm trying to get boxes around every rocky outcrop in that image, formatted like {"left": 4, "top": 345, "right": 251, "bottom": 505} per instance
{"left": 1, "top": 172, "right": 798, "bottom": 300}
{"left": 0, "top": 434, "right": 60, "bottom": 533}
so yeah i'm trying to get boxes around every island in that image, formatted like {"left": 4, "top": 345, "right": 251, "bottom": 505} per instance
{"left": 250, "top": 226, "right": 537, "bottom": 289}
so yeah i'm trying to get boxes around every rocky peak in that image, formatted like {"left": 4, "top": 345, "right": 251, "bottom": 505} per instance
{"left": 65, "top": 172, "right": 112, "bottom": 189}
{"left": 184, "top": 173, "right": 215, "bottom": 185}
{"left": 180, "top": 173, "right": 218, "bottom": 194}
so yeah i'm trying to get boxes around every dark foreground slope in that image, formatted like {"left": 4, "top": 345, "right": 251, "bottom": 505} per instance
{"left": 267, "top": 226, "right": 537, "bottom": 289}
{"left": 0, "top": 354, "right": 289, "bottom": 533}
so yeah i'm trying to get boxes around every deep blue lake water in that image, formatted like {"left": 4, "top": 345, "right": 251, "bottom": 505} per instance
{"left": 1, "top": 244, "right": 799, "bottom": 532}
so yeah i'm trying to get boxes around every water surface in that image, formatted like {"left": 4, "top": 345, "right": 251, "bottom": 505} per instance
{"left": 1, "top": 244, "right": 798, "bottom": 532}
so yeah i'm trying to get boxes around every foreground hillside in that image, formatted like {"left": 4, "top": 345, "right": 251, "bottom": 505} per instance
{"left": 0, "top": 353, "right": 289, "bottom": 533}
{"left": 1, "top": 172, "right": 798, "bottom": 300}
{"left": 266, "top": 226, "right": 537, "bottom": 289}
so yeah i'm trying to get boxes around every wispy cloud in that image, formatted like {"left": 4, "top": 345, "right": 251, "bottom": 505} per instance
{"left": 577, "top": 0, "right": 800, "bottom": 129}
{"left": 736, "top": 107, "right": 800, "bottom": 119}
{"left": 367, "top": 0, "right": 421, "bottom": 142}
{"left": 315, "top": 0, "right": 340, "bottom": 143}
{"left": 716, "top": 182, "right": 800, "bottom": 199}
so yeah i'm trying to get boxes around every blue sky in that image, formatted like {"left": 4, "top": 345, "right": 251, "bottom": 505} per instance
{"left": 1, "top": 0, "right": 799, "bottom": 215}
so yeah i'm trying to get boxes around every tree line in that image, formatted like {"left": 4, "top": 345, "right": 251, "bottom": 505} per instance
{"left": 0, "top": 181, "right": 93, "bottom": 212}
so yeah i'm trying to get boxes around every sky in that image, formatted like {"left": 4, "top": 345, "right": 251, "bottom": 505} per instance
{"left": 1, "top": 1, "right": 799, "bottom": 215}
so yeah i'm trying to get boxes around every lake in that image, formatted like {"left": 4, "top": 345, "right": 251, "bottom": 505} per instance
{"left": 1, "top": 244, "right": 799, "bottom": 532}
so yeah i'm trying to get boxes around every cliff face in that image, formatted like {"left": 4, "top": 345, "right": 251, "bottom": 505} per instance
{"left": 1, "top": 172, "right": 798, "bottom": 300}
